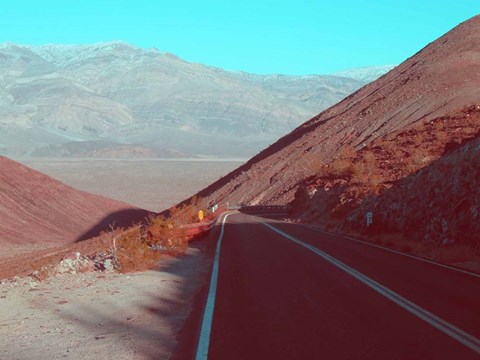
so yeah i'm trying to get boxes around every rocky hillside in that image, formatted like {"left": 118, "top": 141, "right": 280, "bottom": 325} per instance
{"left": 0, "top": 42, "right": 363, "bottom": 158}
{"left": 0, "top": 156, "right": 149, "bottom": 247}
{"left": 187, "top": 16, "right": 480, "bottom": 266}
{"left": 192, "top": 15, "right": 480, "bottom": 208}
{"left": 290, "top": 106, "right": 480, "bottom": 244}
{"left": 346, "top": 128, "right": 480, "bottom": 249}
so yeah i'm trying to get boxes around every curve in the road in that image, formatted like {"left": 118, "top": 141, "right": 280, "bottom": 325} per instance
{"left": 193, "top": 212, "right": 480, "bottom": 359}
{"left": 264, "top": 222, "right": 480, "bottom": 355}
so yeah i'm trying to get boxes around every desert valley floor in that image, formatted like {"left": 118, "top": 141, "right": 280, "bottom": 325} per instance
{"left": 19, "top": 158, "right": 245, "bottom": 212}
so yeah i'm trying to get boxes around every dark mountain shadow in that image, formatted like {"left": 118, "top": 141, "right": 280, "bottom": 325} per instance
{"left": 75, "top": 208, "right": 154, "bottom": 242}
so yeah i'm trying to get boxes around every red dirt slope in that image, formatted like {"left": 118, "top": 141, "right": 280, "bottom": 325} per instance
{"left": 0, "top": 156, "right": 150, "bottom": 249}
{"left": 290, "top": 106, "right": 480, "bottom": 246}
{"left": 191, "top": 15, "right": 480, "bottom": 207}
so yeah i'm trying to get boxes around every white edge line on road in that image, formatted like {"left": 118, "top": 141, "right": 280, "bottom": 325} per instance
{"left": 302, "top": 225, "right": 480, "bottom": 279}
{"left": 263, "top": 222, "right": 480, "bottom": 355}
{"left": 247, "top": 213, "right": 288, "bottom": 217}
{"left": 195, "top": 212, "right": 233, "bottom": 360}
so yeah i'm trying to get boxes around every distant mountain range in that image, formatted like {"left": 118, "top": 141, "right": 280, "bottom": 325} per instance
{"left": 0, "top": 41, "right": 392, "bottom": 158}
{"left": 333, "top": 65, "right": 396, "bottom": 82}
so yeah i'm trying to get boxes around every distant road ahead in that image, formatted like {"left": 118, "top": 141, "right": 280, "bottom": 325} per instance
{"left": 190, "top": 212, "right": 480, "bottom": 360}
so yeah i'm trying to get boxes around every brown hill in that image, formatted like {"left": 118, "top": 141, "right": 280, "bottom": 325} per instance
{"left": 290, "top": 105, "right": 480, "bottom": 240}
{"left": 186, "top": 16, "right": 480, "bottom": 268}
{"left": 0, "top": 156, "right": 150, "bottom": 249}
{"left": 287, "top": 107, "right": 480, "bottom": 272}
{"left": 193, "top": 15, "right": 480, "bottom": 208}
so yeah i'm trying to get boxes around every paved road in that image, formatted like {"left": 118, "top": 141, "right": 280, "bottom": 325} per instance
{"left": 191, "top": 212, "right": 480, "bottom": 360}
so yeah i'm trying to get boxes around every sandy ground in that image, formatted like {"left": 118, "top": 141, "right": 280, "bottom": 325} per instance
{"left": 0, "top": 242, "right": 210, "bottom": 360}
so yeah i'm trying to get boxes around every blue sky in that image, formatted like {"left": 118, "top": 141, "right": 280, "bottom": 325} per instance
{"left": 1, "top": 1, "right": 478, "bottom": 74}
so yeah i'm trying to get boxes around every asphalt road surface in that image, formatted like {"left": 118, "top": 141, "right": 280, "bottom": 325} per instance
{"left": 184, "top": 211, "right": 480, "bottom": 360}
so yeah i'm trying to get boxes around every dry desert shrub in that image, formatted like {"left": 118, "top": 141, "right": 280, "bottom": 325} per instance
{"left": 169, "top": 195, "right": 209, "bottom": 224}
{"left": 98, "top": 217, "right": 187, "bottom": 273}
{"left": 95, "top": 195, "right": 213, "bottom": 273}
{"left": 103, "top": 226, "right": 159, "bottom": 272}
{"left": 329, "top": 158, "right": 353, "bottom": 177}
{"left": 327, "top": 146, "right": 356, "bottom": 177}
{"left": 297, "top": 150, "right": 325, "bottom": 176}
{"left": 146, "top": 214, "right": 188, "bottom": 254}
{"left": 351, "top": 151, "right": 383, "bottom": 193}
{"left": 403, "top": 149, "right": 430, "bottom": 174}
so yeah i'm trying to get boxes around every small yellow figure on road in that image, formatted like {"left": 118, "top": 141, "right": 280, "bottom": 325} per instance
{"left": 198, "top": 210, "right": 204, "bottom": 221}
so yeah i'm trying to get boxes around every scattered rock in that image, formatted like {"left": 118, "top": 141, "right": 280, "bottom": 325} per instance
{"left": 89, "top": 252, "right": 116, "bottom": 272}
{"left": 149, "top": 244, "right": 169, "bottom": 252}
{"left": 30, "top": 271, "right": 42, "bottom": 281}
{"left": 103, "top": 259, "right": 114, "bottom": 272}
{"left": 55, "top": 252, "right": 94, "bottom": 275}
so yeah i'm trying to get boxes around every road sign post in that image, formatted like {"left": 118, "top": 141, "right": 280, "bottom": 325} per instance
{"left": 366, "top": 212, "right": 373, "bottom": 227}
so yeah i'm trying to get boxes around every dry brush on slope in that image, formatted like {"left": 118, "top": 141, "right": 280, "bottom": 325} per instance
{"left": 290, "top": 106, "right": 480, "bottom": 270}
{"left": 0, "top": 156, "right": 215, "bottom": 279}
{"left": 93, "top": 195, "right": 217, "bottom": 273}
{"left": 0, "top": 196, "right": 216, "bottom": 280}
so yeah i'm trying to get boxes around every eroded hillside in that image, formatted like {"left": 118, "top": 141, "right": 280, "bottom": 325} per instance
{"left": 290, "top": 106, "right": 480, "bottom": 252}
{"left": 193, "top": 16, "right": 480, "bottom": 209}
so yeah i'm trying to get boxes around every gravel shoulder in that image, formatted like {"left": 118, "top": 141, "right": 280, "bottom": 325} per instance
{"left": 0, "top": 242, "right": 210, "bottom": 360}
